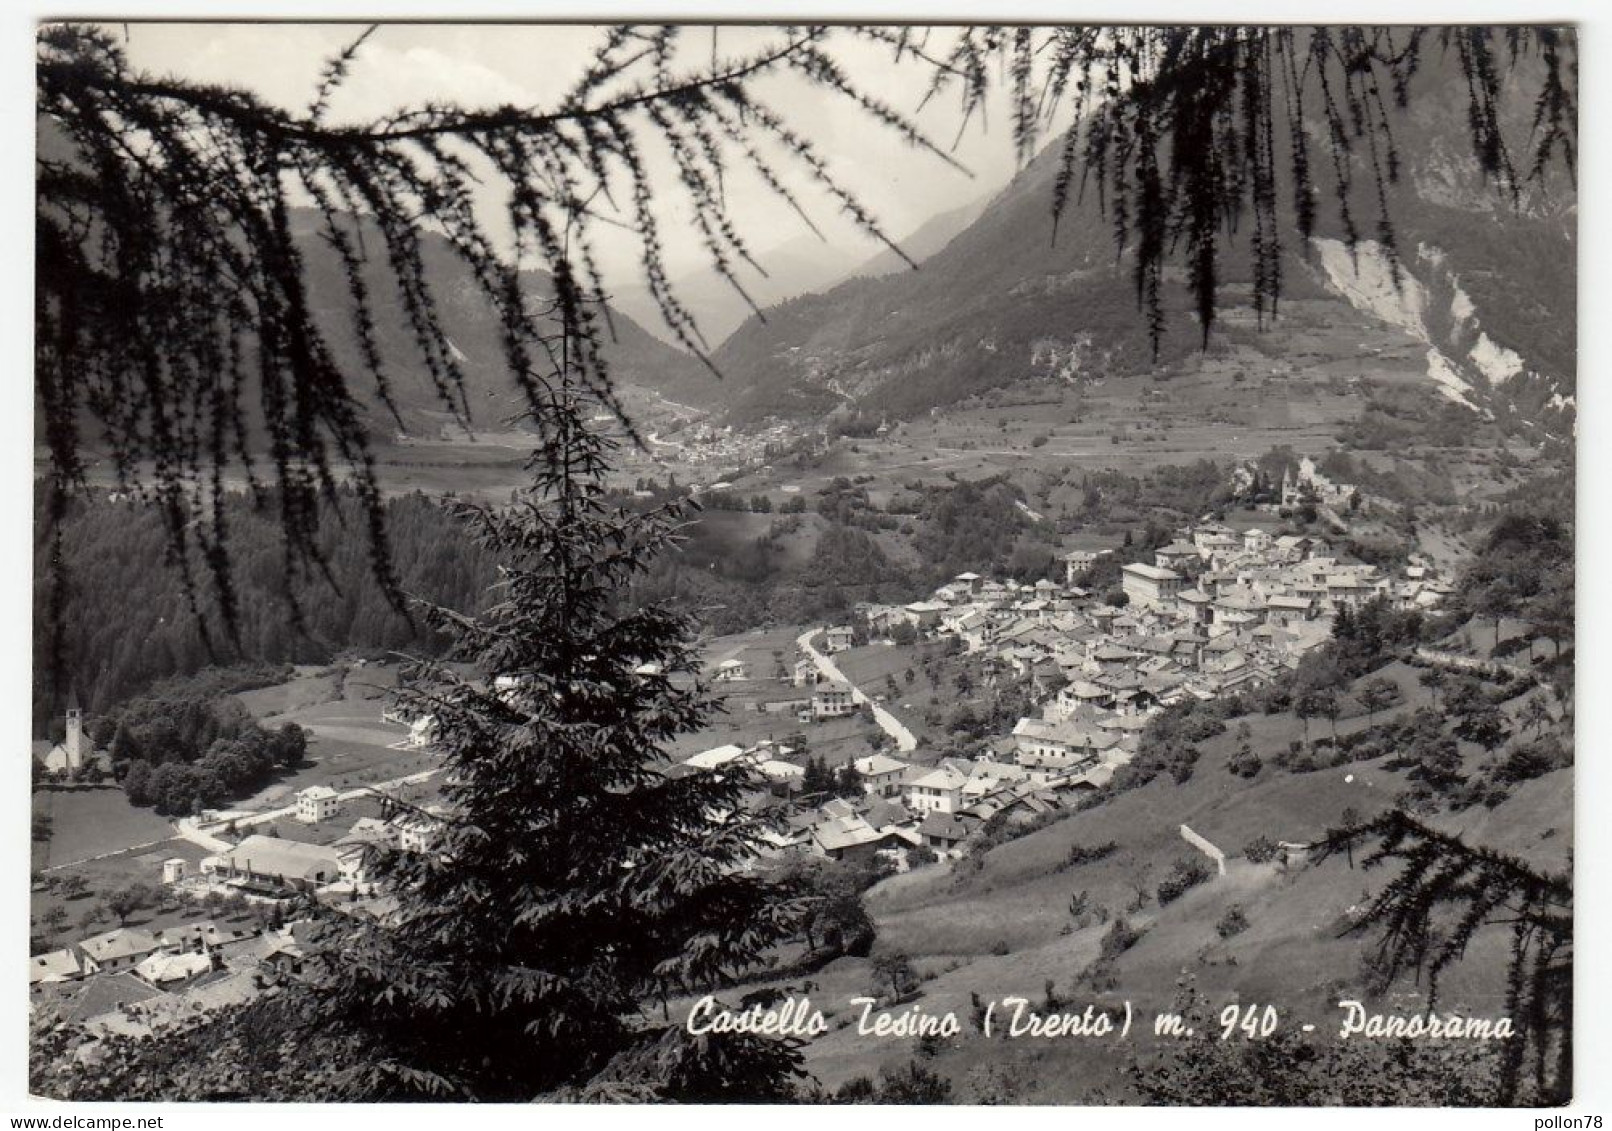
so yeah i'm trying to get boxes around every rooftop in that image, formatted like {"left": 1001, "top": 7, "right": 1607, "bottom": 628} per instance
{"left": 1122, "top": 563, "right": 1182, "bottom": 581}
{"left": 79, "top": 927, "right": 161, "bottom": 965}
{"left": 854, "top": 753, "right": 909, "bottom": 776}
{"left": 222, "top": 835, "right": 346, "bottom": 880}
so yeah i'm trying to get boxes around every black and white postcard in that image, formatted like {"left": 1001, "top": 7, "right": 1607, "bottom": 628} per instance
{"left": 22, "top": 18, "right": 1583, "bottom": 1110}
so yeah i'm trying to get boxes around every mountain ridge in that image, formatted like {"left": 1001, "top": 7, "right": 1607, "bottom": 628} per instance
{"left": 695, "top": 55, "right": 1575, "bottom": 440}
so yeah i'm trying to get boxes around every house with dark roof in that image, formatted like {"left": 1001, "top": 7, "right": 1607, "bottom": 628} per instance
{"left": 1155, "top": 541, "right": 1200, "bottom": 570}
{"left": 31, "top": 971, "right": 167, "bottom": 1028}
{"left": 917, "top": 810, "right": 978, "bottom": 859}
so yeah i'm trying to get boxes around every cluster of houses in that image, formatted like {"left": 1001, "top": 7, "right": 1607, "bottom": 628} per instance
{"left": 31, "top": 807, "right": 452, "bottom": 1040}
{"left": 672, "top": 738, "right": 1119, "bottom": 872}
{"left": 186, "top": 803, "right": 448, "bottom": 900}
{"left": 798, "top": 753, "right": 1109, "bottom": 864}
{"left": 714, "top": 659, "right": 860, "bottom": 724}
{"left": 29, "top": 917, "right": 326, "bottom": 1038}
{"left": 857, "top": 518, "right": 1447, "bottom": 721}
{"left": 711, "top": 515, "right": 1451, "bottom": 867}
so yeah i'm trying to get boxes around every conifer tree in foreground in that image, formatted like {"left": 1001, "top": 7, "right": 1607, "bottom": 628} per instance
{"left": 314, "top": 350, "right": 812, "bottom": 1100}
{"left": 31, "top": 328, "right": 813, "bottom": 1102}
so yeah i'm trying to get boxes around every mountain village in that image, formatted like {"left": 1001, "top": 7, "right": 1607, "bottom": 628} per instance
{"left": 718, "top": 479, "right": 1453, "bottom": 873}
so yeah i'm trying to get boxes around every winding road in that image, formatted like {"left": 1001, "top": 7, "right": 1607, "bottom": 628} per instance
{"left": 795, "top": 629, "right": 918, "bottom": 753}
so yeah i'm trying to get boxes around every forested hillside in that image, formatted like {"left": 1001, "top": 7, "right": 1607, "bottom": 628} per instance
{"left": 33, "top": 487, "right": 497, "bottom": 732}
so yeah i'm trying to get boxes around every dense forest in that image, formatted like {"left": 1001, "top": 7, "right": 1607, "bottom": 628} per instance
{"left": 33, "top": 485, "right": 498, "bottom": 733}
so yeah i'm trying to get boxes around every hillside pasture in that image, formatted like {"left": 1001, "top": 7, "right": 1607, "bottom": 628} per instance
{"left": 789, "top": 687, "right": 1560, "bottom": 1094}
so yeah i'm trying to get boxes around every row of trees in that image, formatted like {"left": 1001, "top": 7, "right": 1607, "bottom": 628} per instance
{"left": 799, "top": 756, "right": 863, "bottom": 799}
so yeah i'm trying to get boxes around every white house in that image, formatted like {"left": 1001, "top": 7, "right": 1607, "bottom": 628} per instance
{"left": 78, "top": 927, "right": 163, "bottom": 974}
{"left": 134, "top": 949, "right": 213, "bottom": 989}
{"left": 793, "top": 656, "right": 822, "bottom": 687}
{"left": 683, "top": 743, "right": 747, "bottom": 771}
{"left": 812, "top": 681, "right": 856, "bottom": 720}
{"left": 901, "top": 602, "right": 947, "bottom": 632}
{"left": 1062, "top": 549, "right": 1104, "bottom": 586}
{"left": 1121, "top": 562, "right": 1185, "bottom": 608}
{"left": 713, "top": 658, "right": 749, "bottom": 682}
{"left": 397, "top": 807, "right": 448, "bottom": 855}
{"left": 852, "top": 753, "right": 910, "bottom": 798}
{"left": 824, "top": 626, "right": 856, "bottom": 653}
{"left": 295, "top": 785, "right": 341, "bottom": 824}
{"left": 906, "top": 763, "right": 970, "bottom": 814}
{"left": 1011, "top": 717, "right": 1111, "bottom": 773}
{"left": 29, "top": 948, "right": 83, "bottom": 985}
{"left": 408, "top": 715, "right": 438, "bottom": 749}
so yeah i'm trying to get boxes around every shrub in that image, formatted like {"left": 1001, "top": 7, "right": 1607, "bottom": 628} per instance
{"left": 1226, "top": 747, "right": 1262, "bottom": 779}
{"left": 1492, "top": 736, "right": 1567, "bottom": 784}
{"left": 1057, "top": 840, "right": 1119, "bottom": 871}
{"left": 1215, "top": 905, "right": 1251, "bottom": 939}
{"left": 1242, "top": 835, "right": 1282, "bottom": 865}
{"left": 1098, "top": 916, "right": 1146, "bottom": 961}
{"left": 1067, "top": 890, "right": 1095, "bottom": 927}
{"left": 1156, "top": 857, "right": 1213, "bottom": 905}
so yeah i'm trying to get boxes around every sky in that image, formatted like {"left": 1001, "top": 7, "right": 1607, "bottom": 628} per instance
{"left": 110, "top": 22, "right": 1043, "bottom": 290}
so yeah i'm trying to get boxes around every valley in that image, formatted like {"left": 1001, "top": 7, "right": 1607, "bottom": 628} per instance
{"left": 29, "top": 26, "right": 1577, "bottom": 1107}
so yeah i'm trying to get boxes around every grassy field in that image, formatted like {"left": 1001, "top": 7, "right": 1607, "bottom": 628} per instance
{"left": 233, "top": 666, "right": 345, "bottom": 717}
{"left": 833, "top": 641, "right": 949, "bottom": 689}
{"left": 269, "top": 783, "right": 441, "bottom": 847}
{"left": 233, "top": 662, "right": 434, "bottom": 807}
{"left": 668, "top": 695, "right": 887, "bottom": 770}
{"left": 32, "top": 787, "right": 176, "bottom": 871}
{"left": 698, "top": 624, "right": 810, "bottom": 678}
{"left": 832, "top": 640, "right": 990, "bottom": 750}
{"left": 679, "top": 627, "right": 821, "bottom": 760}
{"left": 30, "top": 658, "right": 443, "bottom": 946}
{"left": 236, "top": 738, "right": 439, "bottom": 811}
{"left": 668, "top": 627, "right": 895, "bottom": 766}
